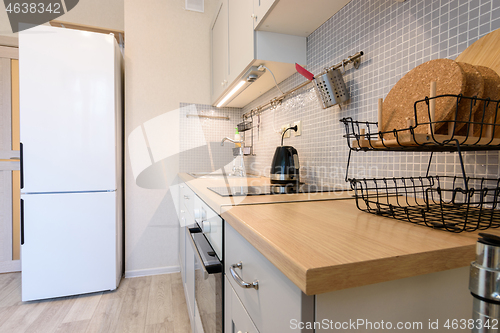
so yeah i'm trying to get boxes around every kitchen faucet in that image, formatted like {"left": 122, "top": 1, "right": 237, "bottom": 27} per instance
{"left": 220, "top": 137, "right": 243, "bottom": 146}
{"left": 220, "top": 137, "right": 245, "bottom": 177}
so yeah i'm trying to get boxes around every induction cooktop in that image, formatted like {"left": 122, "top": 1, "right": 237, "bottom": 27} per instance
{"left": 207, "top": 184, "right": 344, "bottom": 197}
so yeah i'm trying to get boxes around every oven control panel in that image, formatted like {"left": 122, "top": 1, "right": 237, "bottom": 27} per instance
{"left": 194, "top": 195, "right": 222, "bottom": 260}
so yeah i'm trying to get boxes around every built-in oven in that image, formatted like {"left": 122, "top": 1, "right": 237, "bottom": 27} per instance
{"left": 187, "top": 225, "right": 223, "bottom": 333}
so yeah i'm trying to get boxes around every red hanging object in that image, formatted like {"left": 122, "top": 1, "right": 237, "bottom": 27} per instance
{"left": 295, "top": 63, "right": 314, "bottom": 81}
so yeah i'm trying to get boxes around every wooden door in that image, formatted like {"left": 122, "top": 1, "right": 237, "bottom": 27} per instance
{"left": 0, "top": 39, "right": 21, "bottom": 273}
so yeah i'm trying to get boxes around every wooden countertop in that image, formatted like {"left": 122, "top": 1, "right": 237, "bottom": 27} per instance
{"left": 178, "top": 173, "right": 353, "bottom": 214}
{"left": 221, "top": 199, "right": 499, "bottom": 296}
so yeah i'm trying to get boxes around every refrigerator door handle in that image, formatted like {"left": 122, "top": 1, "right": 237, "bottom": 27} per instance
{"left": 20, "top": 142, "right": 24, "bottom": 190}
{"left": 21, "top": 199, "right": 24, "bottom": 245}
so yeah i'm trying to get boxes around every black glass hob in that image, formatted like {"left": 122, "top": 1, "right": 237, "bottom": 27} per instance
{"left": 207, "top": 184, "right": 344, "bottom": 197}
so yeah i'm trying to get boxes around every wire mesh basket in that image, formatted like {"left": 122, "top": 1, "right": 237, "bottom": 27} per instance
{"left": 351, "top": 176, "right": 500, "bottom": 233}
{"left": 340, "top": 94, "right": 500, "bottom": 152}
{"left": 237, "top": 120, "right": 252, "bottom": 132}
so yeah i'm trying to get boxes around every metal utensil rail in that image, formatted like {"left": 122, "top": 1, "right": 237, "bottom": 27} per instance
{"left": 242, "top": 51, "right": 364, "bottom": 120}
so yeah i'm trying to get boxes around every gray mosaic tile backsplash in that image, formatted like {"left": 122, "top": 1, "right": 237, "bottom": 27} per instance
{"left": 180, "top": 0, "right": 500, "bottom": 187}
{"left": 179, "top": 103, "right": 242, "bottom": 173}
{"left": 242, "top": 0, "right": 500, "bottom": 186}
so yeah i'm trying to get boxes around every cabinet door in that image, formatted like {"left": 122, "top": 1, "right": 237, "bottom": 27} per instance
{"left": 185, "top": 228, "right": 196, "bottom": 331}
{"left": 211, "top": 0, "right": 228, "bottom": 100}
{"left": 252, "top": 0, "right": 276, "bottom": 28}
{"left": 179, "top": 212, "right": 186, "bottom": 284}
{"left": 228, "top": 0, "right": 254, "bottom": 84}
{"left": 225, "top": 276, "right": 260, "bottom": 333}
{"left": 225, "top": 222, "right": 314, "bottom": 333}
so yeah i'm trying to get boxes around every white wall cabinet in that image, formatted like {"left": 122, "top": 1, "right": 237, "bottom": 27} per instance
{"left": 252, "top": 0, "right": 276, "bottom": 28}
{"left": 227, "top": 0, "right": 254, "bottom": 85}
{"left": 210, "top": 0, "right": 306, "bottom": 108}
{"left": 254, "top": 0, "right": 352, "bottom": 37}
{"left": 210, "top": 0, "right": 355, "bottom": 108}
{"left": 211, "top": 0, "right": 229, "bottom": 100}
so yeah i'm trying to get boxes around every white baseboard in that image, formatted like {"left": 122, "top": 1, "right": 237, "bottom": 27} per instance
{"left": 124, "top": 265, "right": 180, "bottom": 278}
{"left": 0, "top": 260, "right": 21, "bottom": 274}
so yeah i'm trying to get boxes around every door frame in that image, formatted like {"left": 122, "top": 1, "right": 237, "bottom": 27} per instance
{"left": 0, "top": 39, "right": 21, "bottom": 273}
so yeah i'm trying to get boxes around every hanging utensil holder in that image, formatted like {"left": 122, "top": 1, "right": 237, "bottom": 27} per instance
{"left": 314, "top": 68, "right": 350, "bottom": 109}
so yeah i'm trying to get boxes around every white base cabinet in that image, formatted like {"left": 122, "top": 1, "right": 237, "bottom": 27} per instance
{"left": 224, "top": 221, "right": 314, "bottom": 333}
{"left": 315, "top": 266, "right": 472, "bottom": 332}
{"left": 225, "top": 276, "right": 260, "bottom": 333}
{"left": 224, "top": 221, "right": 474, "bottom": 333}
{"left": 179, "top": 183, "right": 202, "bottom": 333}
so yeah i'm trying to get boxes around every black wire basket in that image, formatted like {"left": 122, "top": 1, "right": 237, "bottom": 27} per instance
{"left": 341, "top": 94, "right": 500, "bottom": 232}
{"left": 340, "top": 94, "right": 500, "bottom": 152}
{"left": 351, "top": 176, "right": 500, "bottom": 233}
{"left": 237, "top": 120, "right": 253, "bottom": 132}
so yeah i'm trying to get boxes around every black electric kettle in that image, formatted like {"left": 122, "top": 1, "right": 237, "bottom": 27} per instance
{"left": 270, "top": 125, "right": 300, "bottom": 184}
{"left": 270, "top": 146, "right": 300, "bottom": 184}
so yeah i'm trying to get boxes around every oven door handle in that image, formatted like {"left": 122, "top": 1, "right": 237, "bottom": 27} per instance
{"left": 187, "top": 228, "right": 209, "bottom": 280}
{"left": 230, "top": 262, "right": 259, "bottom": 290}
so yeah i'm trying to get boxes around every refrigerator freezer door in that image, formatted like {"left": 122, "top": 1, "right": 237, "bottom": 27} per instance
{"left": 19, "top": 26, "right": 118, "bottom": 193}
{"left": 21, "top": 192, "right": 118, "bottom": 301}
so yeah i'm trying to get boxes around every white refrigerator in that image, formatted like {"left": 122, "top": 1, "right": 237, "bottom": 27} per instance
{"left": 19, "top": 25, "right": 123, "bottom": 302}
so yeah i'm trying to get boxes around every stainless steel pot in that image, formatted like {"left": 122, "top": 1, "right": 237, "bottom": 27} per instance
{"left": 470, "top": 233, "right": 500, "bottom": 332}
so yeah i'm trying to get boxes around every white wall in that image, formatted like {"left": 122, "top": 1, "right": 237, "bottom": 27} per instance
{"left": 124, "top": 0, "right": 218, "bottom": 276}
{"left": 0, "top": 0, "right": 124, "bottom": 38}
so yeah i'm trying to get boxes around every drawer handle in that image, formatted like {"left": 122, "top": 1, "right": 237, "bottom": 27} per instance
{"left": 230, "top": 262, "right": 258, "bottom": 290}
{"left": 184, "top": 195, "right": 190, "bottom": 200}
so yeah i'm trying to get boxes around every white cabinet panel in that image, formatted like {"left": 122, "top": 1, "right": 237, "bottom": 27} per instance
{"left": 225, "top": 221, "right": 313, "bottom": 333}
{"left": 254, "top": 0, "right": 352, "bottom": 37}
{"left": 194, "top": 195, "right": 222, "bottom": 260}
{"left": 185, "top": 226, "right": 196, "bottom": 329}
{"left": 225, "top": 275, "right": 260, "bottom": 333}
{"left": 181, "top": 184, "right": 195, "bottom": 217}
{"left": 179, "top": 211, "right": 187, "bottom": 284}
{"left": 210, "top": 0, "right": 306, "bottom": 107}
{"left": 227, "top": 0, "right": 254, "bottom": 84}
{"left": 315, "top": 267, "right": 472, "bottom": 332}
{"left": 211, "top": 0, "right": 229, "bottom": 100}
{"left": 252, "top": 0, "right": 276, "bottom": 28}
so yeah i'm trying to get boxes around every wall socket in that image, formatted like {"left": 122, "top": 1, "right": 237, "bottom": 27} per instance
{"left": 294, "top": 121, "right": 302, "bottom": 136}
{"left": 281, "top": 124, "right": 291, "bottom": 138}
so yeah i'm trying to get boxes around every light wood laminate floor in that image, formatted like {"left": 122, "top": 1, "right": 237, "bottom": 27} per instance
{"left": 0, "top": 272, "right": 191, "bottom": 333}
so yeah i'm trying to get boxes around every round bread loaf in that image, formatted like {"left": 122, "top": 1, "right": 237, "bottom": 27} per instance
{"left": 382, "top": 59, "right": 466, "bottom": 136}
